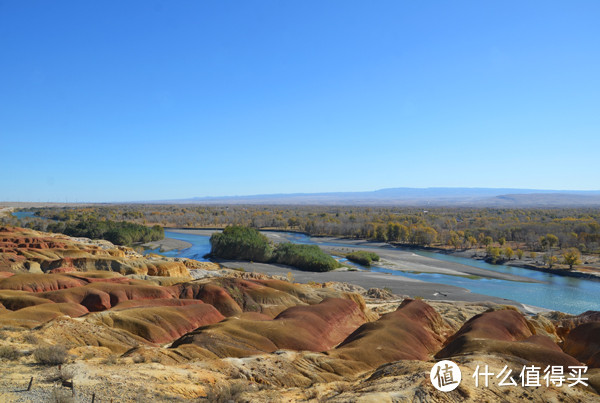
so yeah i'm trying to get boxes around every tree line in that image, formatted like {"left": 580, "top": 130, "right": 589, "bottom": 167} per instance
{"left": 5, "top": 205, "right": 600, "bottom": 255}
{"left": 0, "top": 214, "right": 164, "bottom": 247}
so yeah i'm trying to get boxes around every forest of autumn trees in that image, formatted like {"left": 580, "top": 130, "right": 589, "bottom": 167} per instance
{"left": 5, "top": 205, "right": 598, "bottom": 258}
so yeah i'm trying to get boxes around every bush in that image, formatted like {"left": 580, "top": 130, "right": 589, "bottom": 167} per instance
{"left": 210, "top": 226, "right": 340, "bottom": 272}
{"left": 23, "top": 333, "right": 39, "bottom": 344}
{"left": 346, "top": 251, "right": 380, "bottom": 266}
{"left": 48, "top": 219, "right": 163, "bottom": 246}
{"left": 210, "top": 226, "right": 273, "bottom": 262}
{"left": 33, "top": 345, "right": 68, "bottom": 365}
{"left": 272, "top": 243, "right": 341, "bottom": 272}
{"left": 0, "top": 345, "right": 22, "bottom": 360}
{"left": 204, "top": 381, "right": 253, "bottom": 403}
{"left": 102, "top": 355, "right": 118, "bottom": 365}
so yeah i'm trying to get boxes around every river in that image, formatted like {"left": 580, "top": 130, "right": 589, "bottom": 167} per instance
{"left": 11, "top": 210, "right": 598, "bottom": 314}
{"left": 11, "top": 211, "right": 39, "bottom": 219}
{"left": 9, "top": 211, "right": 600, "bottom": 314}
{"left": 155, "top": 230, "right": 600, "bottom": 315}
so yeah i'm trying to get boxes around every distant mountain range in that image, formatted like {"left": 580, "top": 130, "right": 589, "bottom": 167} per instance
{"left": 153, "top": 188, "right": 600, "bottom": 207}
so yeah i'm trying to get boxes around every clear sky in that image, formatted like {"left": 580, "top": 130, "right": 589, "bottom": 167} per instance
{"left": 1, "top": 1, "right": 599, "bottom": 202}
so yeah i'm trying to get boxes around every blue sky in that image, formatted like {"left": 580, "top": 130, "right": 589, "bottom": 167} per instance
{"left": 1, "top": 1, "right": 599, "bottom": 202}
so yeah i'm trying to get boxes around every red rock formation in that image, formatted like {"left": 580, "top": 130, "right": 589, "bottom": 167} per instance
{"left": 0, "top": 273, "right": 88, "bottom": 292}
{"left": 112, "top": 299, "right": 205, "bottom": 310}
{"left": 329, "top": 299, "right": 451, "bottom": 367}
{"left": 171, "top": 297, "right": 367, "bottom": 357}
{"left": 0, "top": 290, "right": 55, "bottom": 310}
{"left": 92, "top": 303, "right": 225, "bottom": 344}
{"left": 436, "top": 308, "right": 581, "bottom": 367}
{"left": 170, "top": 282, "right": 243, "bottom": 316}
{"left": 0, "top": 302, "right": 89, "bottom": 328}
{"left": 556, "top": 310, "right": 600, "bottom": 340}
{"left": 87, "top": 282, "right": 176, "bottom": 307}
{"left": 563, "top": 322, "right": 600, "bottom": 368}
{"left": 48, "top": 267, "right": 77, "bottom": 274}
{"left": 39, "top": 282, "right": 176, "bottom": 311}
{"left": 0, "top": 227, "right": 191, "bottom": 278}
{"left": 39, "top": 287, "right": 112, "bottom": 312}
{"left": 442, "top": 308, "right": 535, "bottom": 344}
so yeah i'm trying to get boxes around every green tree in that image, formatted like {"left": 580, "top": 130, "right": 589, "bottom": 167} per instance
{"left": 346, "top": 251, "right": 380, "bottom": 266}
{"left": 387, "top": 223, "right": 401, "bottom": 242}
{"left": 272, "top": 243, "right": 340, "bottom": 272}
{"left": 374, "top": 225, "right": 388, "bottom": 242}
{"left": 210, "top": 226, "right": 273, "bottom": 262}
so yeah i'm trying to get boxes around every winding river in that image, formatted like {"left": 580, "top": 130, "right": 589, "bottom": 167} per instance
{"left": 155, "top": 230, "right": 600, "bottom": 315}
{"left": 10, "top": 209, "right": 600, "bottom": 315}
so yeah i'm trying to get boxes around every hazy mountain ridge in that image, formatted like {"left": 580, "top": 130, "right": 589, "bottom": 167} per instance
{"left": 155, "top": 188, "right": 600, "bottom": 207}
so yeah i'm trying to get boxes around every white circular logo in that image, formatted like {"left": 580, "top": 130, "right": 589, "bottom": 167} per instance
{"left": 430, "top": 360, "right": 462, "bottom": 392}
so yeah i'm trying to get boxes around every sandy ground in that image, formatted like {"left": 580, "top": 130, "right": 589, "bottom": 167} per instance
{"left": 141, "top": 238, "right": 192, "bottom": 252}
{"left": 168, "top": 229, "right": 546, "bottom": 313}
{"left": 167, "top": 229, "right": 222, "bottom": 236}
{"left": 0, "top": 207, "right": 14, "bottom": 218}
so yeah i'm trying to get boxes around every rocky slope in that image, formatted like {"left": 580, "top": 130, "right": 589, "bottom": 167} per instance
{"left": 0, "top": 226, "right": 599, "bottom": 402}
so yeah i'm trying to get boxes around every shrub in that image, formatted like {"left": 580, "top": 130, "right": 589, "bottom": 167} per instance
{"left": 49, "top": 219, "right": 163, "bottom": 246}
{"left": 23, "top": 333, "right": 39, "bottom": 345}
{"left": 210, "top": 226, "right": 340, "bottom": 272}
{"left": 210, "top": 226, "right": 273, "bottom": 262}
{"left": 346, "top": 251, "right": 380, "bottom": 266}
{"left": 33, "top": 345, "right": 68, "bottom": 365}
{"left": 0, "top": 345, "right": 22, "bottom": 360}
{"left": 272, "top": 243, "right": 341, "bottom": 272}
{"left": 51, "top": 388, "right": 75, "bottom": 403}
{"left": 102, "top": 355, "right": 118, "bottom": 365}
{"left": 204, "top": 381, "right": 253, "bottom": 403}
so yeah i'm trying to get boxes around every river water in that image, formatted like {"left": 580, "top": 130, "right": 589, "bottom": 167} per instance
{"left": 158, "top": 230, "right": 600, "bottom": 314}
{"left": 11, "top": 211, "right": 39, "bottom": 219}
{"left": 9, "top": 211, "right": 599, "bottom": 314}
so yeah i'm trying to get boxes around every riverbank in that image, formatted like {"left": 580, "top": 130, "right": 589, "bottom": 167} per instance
{"left": 141, "top": 237, "right": 192, "bottom": 252}
{"left": 71, "top": 228, "right": 600, "bottom": 282}
{"left": 165, "top": 229, "right": 539, "bottom": 282}
{"left": 214, "top": 258, "right": 547, "bottom": 314}
{"left": 166, "top": 228, "right": 548, "bottom": 313}
{"left": 424, "top": 246, "right": 600, "bottom": 282}
{"left": 265, "top": 231, "right": 600, "bottom": 282}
